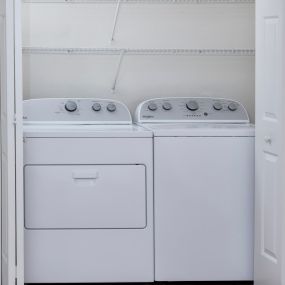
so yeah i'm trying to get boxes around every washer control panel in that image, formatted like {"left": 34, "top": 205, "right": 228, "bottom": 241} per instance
{"left": 135, "top": 97, "right": 249, "bottom": 123}
{"left": 23, "top": 98, "right": 132, "bottom": 124}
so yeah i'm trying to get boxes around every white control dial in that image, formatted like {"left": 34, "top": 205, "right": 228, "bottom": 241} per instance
{"left": 107, "top": 103, "right": 116, "bottom": 112}
{"left": 228, "top": 102, "right": 238, "bottom": 111}
{"left": 65, "top": 101, "right": 77, "bottom": 112}
{"left": 92, "top": 103, "right": 101, "bottom": 112}
{"left": 186, "top": 101, "right": 199, "bottom": 111}
{"left": 163, "top": 102, "right": 172, "bottom": 111}
{"left": 148, "top": 103, "right": 158, "bottom": 111}
{"left": 213, "top": 102, "right": 223, "bottom": 111}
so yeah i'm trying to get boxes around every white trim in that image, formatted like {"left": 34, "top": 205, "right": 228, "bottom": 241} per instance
{"left": 137, "top": 119, "right": 250, "bottom": 124}
{"left": 22, "top": 0, "right": 255, "bottom": 4}
{"left": 1, "top": 0, "right": 17, "bottom": 284}
{"left": 14, "top": 0, "right": 24, "bottom": 283}
{"left": 23, "top": 121, "right": 132, "bottom": 125}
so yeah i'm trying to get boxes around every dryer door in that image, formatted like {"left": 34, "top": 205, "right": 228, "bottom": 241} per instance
{"left": 24, "top": 164, "right": 146, "bottom": 229}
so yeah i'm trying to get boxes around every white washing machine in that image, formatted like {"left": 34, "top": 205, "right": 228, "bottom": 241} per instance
{"left": 135, "top": 97, "right": 255, "bottom": 281}
{"left": 23, "top": 98, "right": 154, "bottom": 283}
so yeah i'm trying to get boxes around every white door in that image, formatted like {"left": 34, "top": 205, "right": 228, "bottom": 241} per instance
{"left": 0, "top": 0, "right": 23, "bottom": 285}
{"left": 255, "top": 0, "right": 285, "bottom": 284}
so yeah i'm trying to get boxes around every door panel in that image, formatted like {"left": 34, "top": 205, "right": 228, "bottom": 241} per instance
{"left": 1, "top": 2, "right": 16, "bottom": 284}
{"left": 25, "top": 164, "right": 146, "bottom": 229}
{"left": 0, "top": 0, "right": 23, "bottom": 284}
{"left": 261, "top": 152, "right": 278, "bottom": 263}
{"left": 154, "top": 136, "right": 254, "bottom": 281}
{"left": 255, "top": 0, "right": 285, "bottom": 284}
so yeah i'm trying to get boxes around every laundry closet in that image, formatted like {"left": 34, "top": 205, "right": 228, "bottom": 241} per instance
{"left": 0, "top": 0, "right": 285, "bottom": 285}
{"left": 21, "top": 0, "right": 255, "bottom": 119}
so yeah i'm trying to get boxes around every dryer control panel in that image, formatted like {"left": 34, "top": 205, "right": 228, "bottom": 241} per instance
{"left": 135, "top": 97, "right": 250, "bottom": 124}
{"left": 23, "top": 98, "right": 132, "bottom": 125}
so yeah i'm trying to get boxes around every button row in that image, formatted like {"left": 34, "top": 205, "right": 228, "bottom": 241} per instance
{"left": 147, "top": 101, "right": 238, "bottom": 112}
{"left": 148, "top": 102, "right": 173, "bottom": 112}
{"left": 65, "top": 101, "right": 117, "bottom": 113}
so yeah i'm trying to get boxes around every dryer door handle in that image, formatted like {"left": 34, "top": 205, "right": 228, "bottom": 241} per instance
{"left": 72, "top": 170, "right": 99, "bottom": 180}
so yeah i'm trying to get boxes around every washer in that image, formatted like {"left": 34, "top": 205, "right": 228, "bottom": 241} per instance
{"left": 23, "top": 98, "right": 154, "bottom": 283}
{"left": 135, "top": 97, "right": 255, "bottom": 281}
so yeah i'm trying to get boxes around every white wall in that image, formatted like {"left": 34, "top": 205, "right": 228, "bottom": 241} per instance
{"left": 22, "top": 1, "right": 255, "bottom": 121}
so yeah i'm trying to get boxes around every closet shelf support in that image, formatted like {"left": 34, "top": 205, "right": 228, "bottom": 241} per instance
{"left": 110, "top": 0, "right": 122, "bottom": 42}
{"left": 111, "top": 49, "right": 125, "bottom": 92}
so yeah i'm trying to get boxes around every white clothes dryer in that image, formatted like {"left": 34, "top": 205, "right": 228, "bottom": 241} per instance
{"left": 23, "top": 98, "right": 154, "bottom": 283}
{"left": 135, "top": 97, "right": 255, "bottom": 282}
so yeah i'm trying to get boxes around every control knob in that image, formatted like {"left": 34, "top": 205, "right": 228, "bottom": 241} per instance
{"left": 65, "top": 101, "right": 77, "bottom": 112}
{"left": 213, "top": 102, "right": 223, "bottom": 111}
{"left": 186, "top": 101, "right": 199, "bottom": 111}
{"left": 148, "top": 103, "right": 158, "bottom": 111}
{"left": 107, "top": 103, "right": 116, "bottom": 112}
{"left": 228, "top": 102, "right": 238, "bottom": 111}
{"left": 162, "top": 102, "right": 172, "bottom": 111}
{"left": 92, "top": 103, "right": 101, "bottom": 112}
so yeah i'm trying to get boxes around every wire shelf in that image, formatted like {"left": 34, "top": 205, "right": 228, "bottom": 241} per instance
{"left": 22, "top": 47, "right": 255, "bottom": 56}
{"left": 22, "top": 0, "right": 255, "bottom": 5}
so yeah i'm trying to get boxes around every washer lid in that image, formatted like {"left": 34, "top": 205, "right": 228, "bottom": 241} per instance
{"left": 24, "top": 124, "right": 152, "bottom": 138}
{"left": 140, "top": 123, "right": 255, "bottom": 137}
{"left": 23, "top": 98, "right": 132, "bottom": 125}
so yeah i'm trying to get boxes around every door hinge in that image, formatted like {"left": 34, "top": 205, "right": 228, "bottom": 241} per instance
{"left": 15, "top": 265, "right": 17, "bottom": 285}
{"left": 13, "top": 114, "right": 17, "bottom": 125}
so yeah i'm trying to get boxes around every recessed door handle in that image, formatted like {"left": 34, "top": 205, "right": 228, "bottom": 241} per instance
{"left": 72, "top": 170, "right": 99, "bottom": 180}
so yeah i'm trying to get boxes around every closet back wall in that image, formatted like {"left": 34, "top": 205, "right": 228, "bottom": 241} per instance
{"left": 22, "top": 1, "right": 255, "bottom": 121}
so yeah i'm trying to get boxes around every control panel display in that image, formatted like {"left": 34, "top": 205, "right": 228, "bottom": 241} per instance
{"left": 23, "top": 98, "right": 132, "bottom": 124}
{"left": 135, "top": 97, "right": 250, "bottom": 123}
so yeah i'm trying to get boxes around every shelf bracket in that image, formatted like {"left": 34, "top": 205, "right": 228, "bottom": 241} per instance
{"left": 111, "top": 49, "right": 125, "bottom": 92}
{"left": 110, "top": 0, "right": 122, "bottom": 42}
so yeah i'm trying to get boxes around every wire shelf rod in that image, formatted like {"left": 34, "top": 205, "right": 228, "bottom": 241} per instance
{"left": 22, "top": 0, "right": 255, "bottom": 5}
{"left": 22, "top": 47, "right": 255, "bottom": 56}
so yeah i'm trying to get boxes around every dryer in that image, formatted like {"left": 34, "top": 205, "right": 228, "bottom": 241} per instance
{"left": 135, "top": 97, "right": 255, "bottom": 281}
{"left": 23, "top": 98, "right": 154, "bottom": 283}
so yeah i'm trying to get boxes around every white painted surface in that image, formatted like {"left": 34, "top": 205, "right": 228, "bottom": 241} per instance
{"left": 24, "top": 137, "right": 154, "bottom": 283}
{"left": 135, "top": 97, "right": 250, "bottom": 123}
{"left": 23, "top": 98, "right": 154, "bottom": 283}
{"left": 24, "top": 124, "right": 152, "bottom": 137}
{"left": 143, "top": 123, "right": 255, "bottom": 137}
{"left": 23, "top": 98, "right": 133, "bottom": 124}
{"left": 0, "top": 0, "right": 24, "bottom": 284}
{"left": 135, "top": 97, "right": 254, "bottom": 281}
{"left": 22, "top": 3, "right": 255, "bottom": 49}
{"left": 254, "top": 0, "right": 285, "bottom": 284}
{"left": 14, "top": 0, "right": 25, "bottom": 283}
{"left": 25, "top": 164, "right": 147, "bottom": 229}
{"left": 153, "top": 135, "right": 254, "bottom": 281}
{"left": 21, "top": 2, "right": 255, "bottom": 121}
